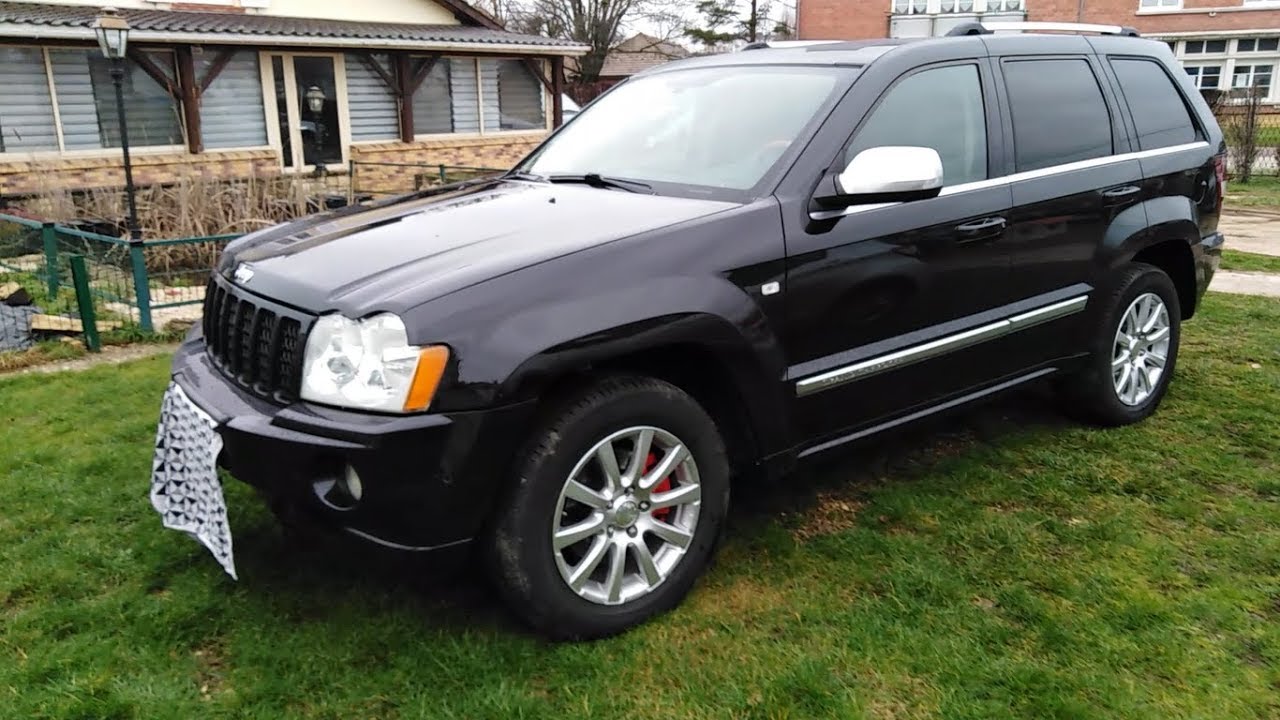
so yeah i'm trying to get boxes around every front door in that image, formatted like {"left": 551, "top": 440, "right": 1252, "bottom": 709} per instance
{"left": 263, "top": 53, "right": 349, "bottom": 172}
{"left": 783, "top": 61, "right": 1016, "bottom": 443}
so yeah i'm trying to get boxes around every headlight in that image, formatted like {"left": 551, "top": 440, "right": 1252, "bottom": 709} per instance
{"left": 300, "top": 313, "right": 449, "bottom": 413}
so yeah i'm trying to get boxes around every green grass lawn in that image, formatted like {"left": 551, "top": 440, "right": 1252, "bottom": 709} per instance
{"left": 3, "top": 294, "right": 1279, "bottom": 719}
{"left": 1222, "top": 249, "right": 1280, "bottom": 274}
{"left": 1226, "top": 175, "right": 1280, "bottom": 208}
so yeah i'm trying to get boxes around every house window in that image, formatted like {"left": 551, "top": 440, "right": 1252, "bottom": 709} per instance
{"left": 0, "top": 48, "right": 59, "bottom": 153}
{"left": 892, "top": 0, "right": 928, "bottom": 15}
{"left": 1185, "top": 65, "right": 1222, "bottom": 90}
{"left": 1237, "top": 38, "right": 1280, "bottom": 53}
{"left": 448, "top": 58, "right": 481, "bottom": 133}
{"left": 987, "top": 0, "right": 1023, "bottom": 11}
{"left": 1185, "top": 40, "right": 1228, "bottom": 54}
{"left": 1233, "top": 64, "right": 1274, "bottom": 95}
{"left": 1139, "top": 0, "right": 1181, "bottom": 9}
{"left": 481, "top": 59, "right": 545, "bottom": 132}
{"left": 49, "top": 49, "right": 184, "bottom": 151}
{"left": 200, "top": 51, "right": 268, "bottom": 149}
{"left": 344, "top": 53, "right": 400, "bottom": 142}
{"left": 938, "top": 0, "right": 976, "bottom": 12}
{"left": 411, "top": 59, "right": 455, "bottom": 134}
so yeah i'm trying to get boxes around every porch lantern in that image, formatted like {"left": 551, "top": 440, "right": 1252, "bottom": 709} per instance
{"left": 93, "top": 7, "right": 142, "bottom": 243}
{"left": 305, "top": 85, "right": 326, "bottom": 115}
{"left": 92, "top": 7, "right": 130, "bottom": 60}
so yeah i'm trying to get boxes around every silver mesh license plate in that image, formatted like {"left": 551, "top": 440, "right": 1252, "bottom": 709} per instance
{"left": 150, "top": 382, "right": 236, "bottom": 579}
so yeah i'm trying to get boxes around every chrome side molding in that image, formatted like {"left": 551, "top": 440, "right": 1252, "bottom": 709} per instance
{"left": 795, "top": 295, "right": 1087, "bottom": 397}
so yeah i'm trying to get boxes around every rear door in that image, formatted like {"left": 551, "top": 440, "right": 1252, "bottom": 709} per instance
{"left": 996, "top": 54, "right": 1143, "bottom": 362}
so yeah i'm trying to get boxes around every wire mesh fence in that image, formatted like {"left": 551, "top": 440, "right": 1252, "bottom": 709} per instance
{"left": 349, "top": 161, "right": 506, "bottom": 198}
{"left": 1208, "top": 86, "right": 1280, "bottom": 180}
{"left": 0, "top": 213, "right": 240, "bottom": 356}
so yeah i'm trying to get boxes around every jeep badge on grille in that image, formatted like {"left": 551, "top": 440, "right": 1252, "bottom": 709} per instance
{"left": 233, "top": 263, "right": 255, "bottom": 285}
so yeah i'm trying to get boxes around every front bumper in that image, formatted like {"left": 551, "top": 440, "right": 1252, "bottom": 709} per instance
{"left": 170, "top": 335, "right": 534, "bottom": 552}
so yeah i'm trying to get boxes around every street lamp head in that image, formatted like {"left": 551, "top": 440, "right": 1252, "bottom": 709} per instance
{"left": 93, "top": 7, "right": 131, "bottom": 60}
{"left": 305, "top": 85, "right": 326, "bottom": 114}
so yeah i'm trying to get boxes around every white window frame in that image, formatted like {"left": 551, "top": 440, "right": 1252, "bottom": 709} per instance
{"left": 1184, "top": 63, "right": 1223, "bottom": 90}
{"left": 411, "top": 56, "right": 553, "bottom": 142}
{"left": 892, "top": 0, "right": 1020, "bottom": 13}
{"left": 0, "top": 43, "right": 188, "bottom": 160}
{"left": 1231, "top": 62, "right": 1275, "bottom": 96}
{"left": 259, "top": 51, "right": 353, "bottom": 174}
{"left": 1138, "top": 0, "right": 1182, "bottom": 13}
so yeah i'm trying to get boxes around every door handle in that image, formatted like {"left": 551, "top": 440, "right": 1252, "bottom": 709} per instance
{"left": 954, "top": 216, "right": 1007, "bottom": 242}
{"left": 1101, "top": 185, "right": 1141, "bottom": 204}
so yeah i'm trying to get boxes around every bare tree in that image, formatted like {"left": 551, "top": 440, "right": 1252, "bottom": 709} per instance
{"left": 509, "top": 0, "right": 682, "bottom": 85}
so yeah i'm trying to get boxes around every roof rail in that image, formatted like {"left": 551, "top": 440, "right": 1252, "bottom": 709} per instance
{"left": 742, "top": 40, "right": 844, "bottom": 50}
{"left": 946, "top": 21, "right": 1140, "bottom": 37}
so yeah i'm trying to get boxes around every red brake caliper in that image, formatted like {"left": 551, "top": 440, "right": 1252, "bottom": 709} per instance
{"left": 643, "top": 452, "right": 673, "bottom": 521}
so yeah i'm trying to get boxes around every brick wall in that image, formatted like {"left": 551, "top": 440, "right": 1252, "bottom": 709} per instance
{"left": 1032, "top": 0, "right": 1280, "bottom": 33}
{"left": 349, "top": 135, "right": 545, "bottom": 195}
{"left": 0, "top": 149, "right": 279, "bottom": 197}
{"left": 797, "top": 0, "right": 1280, "bottom": 40}
{"left": 0, "top": 135, "right": 544, "bottom": 198}
{"left": 798, "top": 0, "right": 889, "bottom": 39}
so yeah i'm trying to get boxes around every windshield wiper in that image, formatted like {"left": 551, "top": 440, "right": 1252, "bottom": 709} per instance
{"left": 505, "top": 170, "right": 548, "bottom": 182}
{"left": 546, "top": 173, "right": 654, "bottom": 194}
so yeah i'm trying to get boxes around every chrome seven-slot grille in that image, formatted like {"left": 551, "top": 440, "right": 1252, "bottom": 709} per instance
{"left": 203, "top": 279, "right": 308, "bottom": 401}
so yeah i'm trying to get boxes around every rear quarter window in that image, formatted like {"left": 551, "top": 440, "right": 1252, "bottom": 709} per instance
{"left": 1109, "top": 57, "right": 1201, "bottom": 151}
{"left": 1002, "top": 58, "right": 1114, "bottom": 172}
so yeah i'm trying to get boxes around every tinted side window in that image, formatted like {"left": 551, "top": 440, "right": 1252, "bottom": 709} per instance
{"left": 1110, "top": 58, "right": 1200, "bottom": 150}
{"left": 847, "top": 64, "right": 987, "bottom": 186}
{"left": 1003, "top": 59, "right": 1113, "bottom": 172}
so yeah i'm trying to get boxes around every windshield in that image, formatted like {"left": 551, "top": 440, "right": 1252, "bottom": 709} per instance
{"left": 520, "top": 66, "right": 849, "bottom": 194}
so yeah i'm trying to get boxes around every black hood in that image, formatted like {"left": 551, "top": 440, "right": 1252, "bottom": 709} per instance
{"left": 220, "top": 180, "right": 735, "bottom": 316}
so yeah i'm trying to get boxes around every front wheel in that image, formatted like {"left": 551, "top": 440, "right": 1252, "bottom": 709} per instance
{"left": 1058, "top": 262, "right": 1182, "bottom": 426}
{"left": 487, "top": 376, "right": 730, "bottom": 640}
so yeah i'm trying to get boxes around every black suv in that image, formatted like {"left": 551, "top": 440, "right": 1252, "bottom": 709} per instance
{"left": 151, "top": 24, "right": 1225, "bottom": 639}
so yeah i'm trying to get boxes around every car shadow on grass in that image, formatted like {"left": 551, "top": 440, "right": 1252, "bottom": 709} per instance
{"left": 211, "top": 382, "right": 1073, "bottom": 638}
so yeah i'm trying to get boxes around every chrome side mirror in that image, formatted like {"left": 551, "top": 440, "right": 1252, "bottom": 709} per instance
{"left": 835, "top": 146, "right": 944, "bottom": 204}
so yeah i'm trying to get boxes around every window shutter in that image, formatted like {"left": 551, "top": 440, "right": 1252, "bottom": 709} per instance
{"left": 48, "top": 49, "right": 103, "bottom": 150}
{"left": 449, "top": 58, "right": 480, "bottom": 133}
{"left": 49, "top": 49, "right": 183, "bottom": 150}
{"left": 0, "top": 48, "right": 59, "bottom": 152}
{"left": 200, "top": 51, "right": 268, "bottom": 149}
{"left": 496, "top": 60, "right": 544, "bottom": 130}
{"left": 411, "top": 60, "right": 454, "bottom": 134}
{"left": 479, "top": 59, "right": 501, "bottom": 132}
{"left": 344, "top": 53, "right": 399, "bottom": 142}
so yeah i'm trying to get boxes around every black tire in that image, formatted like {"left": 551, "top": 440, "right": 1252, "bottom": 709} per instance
{"left": 486, "top": 375, "right": 730, "bottom": 641}
{"left": 1057, "top": 262, "right": 1182, "bottom": 427}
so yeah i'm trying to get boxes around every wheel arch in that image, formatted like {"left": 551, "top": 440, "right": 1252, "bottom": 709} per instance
{"left": 1102, "top": 196, "right": 1200, "bottom": 319}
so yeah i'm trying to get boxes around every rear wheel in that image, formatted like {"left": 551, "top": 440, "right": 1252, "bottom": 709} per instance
{"left": 487, "top": 376, "right": 730, "bottom": 640}
{"left": 1058, "top": 262, "right": 1181, "bottom": 426}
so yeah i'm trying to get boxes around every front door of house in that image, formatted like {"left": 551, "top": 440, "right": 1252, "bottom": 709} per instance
{"left": 264, "top": 53, "right": 349, "bottom": 172}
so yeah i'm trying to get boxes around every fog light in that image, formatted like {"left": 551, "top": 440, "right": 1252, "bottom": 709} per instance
{"left": 343, "top": 464, "right": 363, "bottom": 502}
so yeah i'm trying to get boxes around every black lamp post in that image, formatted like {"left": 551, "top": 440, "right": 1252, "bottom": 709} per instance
{"left": 93, "top": 8, "right": 141, "bottom": 242}
{"left": 304, "top": 85, "right": 327, "bottom": 176}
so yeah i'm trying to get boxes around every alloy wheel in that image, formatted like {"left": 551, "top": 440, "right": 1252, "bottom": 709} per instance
{"left": 1112, "top": 292, "right": 1171, "bottom": 407}
{"left": 551, "top": 426, "right": 702, "bottom": 605}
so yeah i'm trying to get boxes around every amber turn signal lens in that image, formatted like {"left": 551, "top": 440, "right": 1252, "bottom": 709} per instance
{"left": 403, "top": 345, "right": 450, "bottom": 412}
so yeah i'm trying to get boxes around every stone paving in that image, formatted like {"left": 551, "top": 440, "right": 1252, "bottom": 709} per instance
{"left": 1213, "top": 208, "right": 1280, "bottom": 299}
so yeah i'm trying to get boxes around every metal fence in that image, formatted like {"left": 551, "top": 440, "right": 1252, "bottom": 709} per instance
{"left": 349, "top": 161, "right": 505, "bottom": 199}
{"left": 1, "top": 162, "right": 507, "bottom": 357}
{"left": 1209, "top": 86, "right": 1280, "bottom": 180}
{"left": 0, "top": 213, "right": 240, "bottom": 355}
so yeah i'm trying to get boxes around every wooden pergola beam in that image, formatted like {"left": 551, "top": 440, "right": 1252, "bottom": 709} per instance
{"left": 551, "top": 56, "right": 565, "bottom": 128}
{"left": 197, "top": 48, "right": 237, "bottom": 93}
{"left": 127, "top": 48, "right": 179, "bottom": 100}
{"left": 174, "top": 46, "right": 202, "bottom": 154}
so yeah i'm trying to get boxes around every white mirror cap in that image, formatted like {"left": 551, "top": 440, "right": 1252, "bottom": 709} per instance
{"left": 837, "top": 146, "right": 944, "bottom": 196}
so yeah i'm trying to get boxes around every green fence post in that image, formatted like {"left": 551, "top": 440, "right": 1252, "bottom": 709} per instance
{"left": 41, "top": 222, "right": 59, "bottom": 296}
{"left": 439, "top": 164, "right": 447, "bottom": 184}
{"left": 129, "top": 241, "right": 154, "bottom": 333}
{"left": 69, "top": 254, "right": 101, "bottom": 353}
